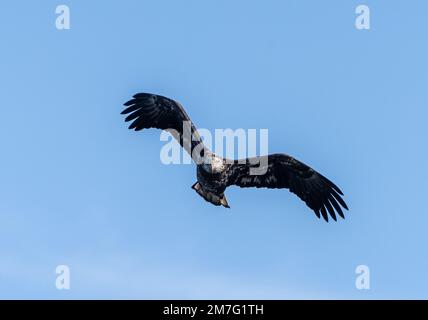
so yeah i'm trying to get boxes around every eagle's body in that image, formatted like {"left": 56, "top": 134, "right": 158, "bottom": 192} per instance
{"left": 193, "top": 153, "right": 230, "bottom": 207}
{"left": 122, "top": 93, "right": 349, "bottom": 222}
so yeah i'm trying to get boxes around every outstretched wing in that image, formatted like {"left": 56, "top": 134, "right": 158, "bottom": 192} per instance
{"left": 225, "top": 154, "right": 348, "bottom": 221}
{"left": 122, "top": 93, "right": 205, "bottom": 161}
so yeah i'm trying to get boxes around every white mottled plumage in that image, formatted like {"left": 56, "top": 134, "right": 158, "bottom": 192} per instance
{"left": 202, "top": 153, "right": 225, "bottom": 174}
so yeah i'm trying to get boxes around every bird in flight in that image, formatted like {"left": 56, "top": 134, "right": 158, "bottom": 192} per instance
{"left": 121, "top": 93, "right": 349, "bottom": 222}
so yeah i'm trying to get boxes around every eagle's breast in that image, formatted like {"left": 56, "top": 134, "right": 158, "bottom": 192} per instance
{"left": 210, "top": 156, "right": 225, "bottom": 174}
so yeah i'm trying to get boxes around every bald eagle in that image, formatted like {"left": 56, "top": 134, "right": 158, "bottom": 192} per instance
{"left": 121, "top": 93, "right": 348, "bottom": 222}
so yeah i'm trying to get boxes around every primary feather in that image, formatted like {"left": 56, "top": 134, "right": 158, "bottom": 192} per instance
{"left": 225, "top": 154, "right": 348, "bottom": 221}
{"left": 122, "top": 93, "right": 204, "bottom": 161}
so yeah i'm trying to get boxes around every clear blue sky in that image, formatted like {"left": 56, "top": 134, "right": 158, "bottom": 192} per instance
{"left": 0, "top": 0, "right": 427, "bottom": 299}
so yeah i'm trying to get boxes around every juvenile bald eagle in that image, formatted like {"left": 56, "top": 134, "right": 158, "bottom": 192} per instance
{"left": 122, "top": 93, "right": 349, "bottom": 222}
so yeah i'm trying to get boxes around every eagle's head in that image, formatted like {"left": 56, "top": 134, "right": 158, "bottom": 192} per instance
{"left": 202, "top": 153, "right": 225, "bottom": 174}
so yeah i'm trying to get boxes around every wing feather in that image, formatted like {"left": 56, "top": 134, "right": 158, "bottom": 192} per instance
{"left": 121, "top": 93, "right": 205, "bottom": 161}
{"left": 225, "top": 154, "right": 348, "bottom": 221}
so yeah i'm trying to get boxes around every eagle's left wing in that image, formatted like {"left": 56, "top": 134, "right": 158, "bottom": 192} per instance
{"left": 121, "top": 93, "right": 206, "bottom": 162}
{"left": 225, "top": 154, "right": 348, "bottom": 221}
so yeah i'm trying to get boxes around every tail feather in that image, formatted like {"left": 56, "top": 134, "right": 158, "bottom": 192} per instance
{"left": 191, "top": 182, "right": 230, "bottom": 208}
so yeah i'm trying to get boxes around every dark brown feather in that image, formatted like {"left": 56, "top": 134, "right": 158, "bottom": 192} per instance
{"left": 121, "top": 93, "right": 204, "bottom": 161}
{"left": 225, "top": 154, "right": 348, "bottom": 221}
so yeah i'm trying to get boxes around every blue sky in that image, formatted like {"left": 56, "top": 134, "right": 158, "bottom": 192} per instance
{"left": 0, "top": 0, "right": 427, "bottom": 299}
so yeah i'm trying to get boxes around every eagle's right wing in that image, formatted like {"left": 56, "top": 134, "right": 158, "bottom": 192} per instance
{"left": 122, "top": 93, "right": 205, "bottom": 162}
{"left": 225, "top": 154, "right": 348, "bottom": 221}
